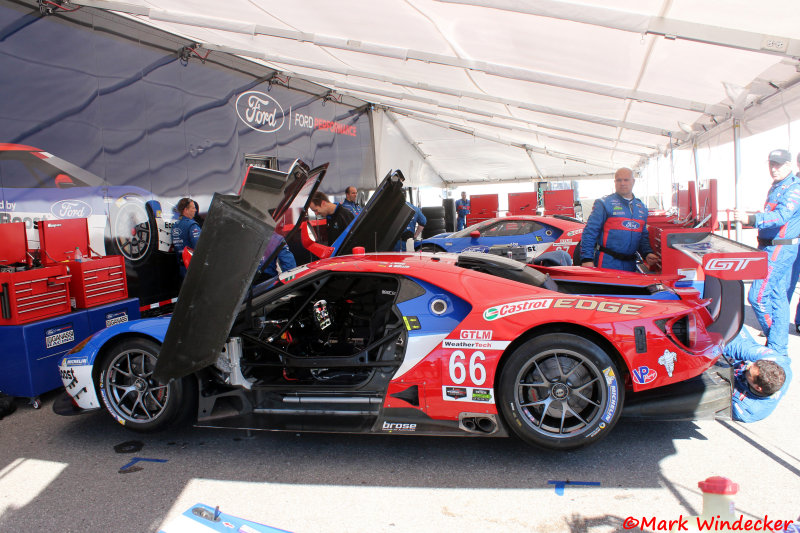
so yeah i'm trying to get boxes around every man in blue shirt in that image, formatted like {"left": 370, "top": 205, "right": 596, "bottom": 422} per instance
{"left": 580, "top": 168, "right": 658, "bottom": 271}
{"left": 726, "top": 328, "right": 791, "bottom": 422}
{"left": 395, "top": 202, "right": 426, "bottom": 251}
{"left": 734, "top": 149, "right": 800, "bottom": 356}
{"left": 342, "top": 186, "right": 362, "bottom": 216}
{"left": 455, "top": 191, "right": 470, "bottom": 231}
{"left": 172, "top": 197, "right": 202, "bottom": 279}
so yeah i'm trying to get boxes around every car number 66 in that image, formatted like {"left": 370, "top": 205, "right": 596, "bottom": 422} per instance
{"left": 449, "top": 350, "right": 486, "bottom": 385}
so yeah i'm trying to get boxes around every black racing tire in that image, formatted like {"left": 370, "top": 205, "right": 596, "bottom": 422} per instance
{"left": 497, "top": 333, "right": 623, "bottom": 450}
{"left": 422, "top": 222, "right": 447, "bottom": 238}
{"left": 97, "top": 337, "right": 195, "bottom": 432}
{"left": 418, "top": 243, "right": 446, "bottom": 253}
{"left": 442, "top": 199, "right": 456, "bottom": 232}
{"left": 421, "top": 206, "right": 446, "bottom": 219}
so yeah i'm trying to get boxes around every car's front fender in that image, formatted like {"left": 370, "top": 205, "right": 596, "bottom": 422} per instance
{"left": 58, "top": 317, "right": 171, "bottom": 410}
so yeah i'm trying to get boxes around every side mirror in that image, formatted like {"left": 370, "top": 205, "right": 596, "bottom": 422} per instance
{"left": 470, "top": 230, "right": 480, "bottom": 238}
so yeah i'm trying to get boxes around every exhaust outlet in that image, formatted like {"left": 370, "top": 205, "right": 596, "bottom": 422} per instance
{"left": 459, "top": 413, "right": 498, "bottom": 434}
{"left": 477, "top": 416, "right": 496, "bottom": 433}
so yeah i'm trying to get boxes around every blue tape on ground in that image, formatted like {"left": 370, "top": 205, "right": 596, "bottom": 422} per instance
{"left": 547, "top": 480, "right": 601, "bottom": 495}
{"left": 120, "top": 457, "right": 168, "bottom": 471}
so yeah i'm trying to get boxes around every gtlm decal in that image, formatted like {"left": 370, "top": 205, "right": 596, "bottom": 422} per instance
{"left": 705, "top": 257, "right": 762, "bottom": 272}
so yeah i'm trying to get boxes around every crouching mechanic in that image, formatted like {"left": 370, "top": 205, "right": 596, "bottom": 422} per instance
{"left": 726, "top": 328, "right": 791, "bottom": 422}
{"left": 580, "top": 167, "right": 658, "bottom": 271}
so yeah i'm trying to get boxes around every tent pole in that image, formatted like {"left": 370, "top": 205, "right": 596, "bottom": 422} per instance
{"left": 733, "top": 118, "right": 742, "bottom": 241}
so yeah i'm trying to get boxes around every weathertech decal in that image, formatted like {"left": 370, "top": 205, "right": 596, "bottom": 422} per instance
{"left": 443, "top": 339, "right": 510, "bottom": 350}
{"left": 483, "top": 299, "right": 553, "bottom": 320}
{"left": 442, "top": 386, "right": 495, "bottom": 404}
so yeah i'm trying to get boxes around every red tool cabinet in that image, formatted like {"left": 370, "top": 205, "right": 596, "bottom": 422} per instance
{"left": 67, "top": 256, "right": 128, "bottom": 308}
{"left": 36, "top": 218, "right": 128, "bottom": 308}
{"left": 0, "top": 222, "right": 72, "bottom": 325}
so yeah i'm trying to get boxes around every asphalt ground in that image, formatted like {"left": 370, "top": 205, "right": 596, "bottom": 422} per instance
{"left": 1, "top": 286, "right": 799, "bottom": 533}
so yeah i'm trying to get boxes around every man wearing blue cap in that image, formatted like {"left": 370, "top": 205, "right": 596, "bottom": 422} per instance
{"left": 734, "top": 149, "right": 800, "bottom": 356}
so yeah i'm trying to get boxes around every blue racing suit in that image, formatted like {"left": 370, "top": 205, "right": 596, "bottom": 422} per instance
{"left": 260, "top": 239, "right": 297, "bottom": 278}
{"left": 342, "top": 199, "right": 362, "bottom": 216}
{"left": 172, "top": 215, "right": 201, "bottom": 278}
{"left": 455, "top": 198, "right": 470, "bottom": 231}
{"left": 748, "top": 173, "right": 800, "bottom": 355}
{"left": 394, "top": 203, "right": 427, "bottom": 251}
{"left": 580, "top": 193, "right": 653, "bottom": 271}
{"left": 727, "top": 328, "right": 792, "bottom": 422}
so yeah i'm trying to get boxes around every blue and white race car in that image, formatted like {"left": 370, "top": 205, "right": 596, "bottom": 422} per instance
{"left": 416, "top": 215, "right": 584, "bottom": 263}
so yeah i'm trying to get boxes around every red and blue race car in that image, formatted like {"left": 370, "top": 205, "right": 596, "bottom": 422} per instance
{"left": 56, "top": 161, "right": 733, "bottom": 450}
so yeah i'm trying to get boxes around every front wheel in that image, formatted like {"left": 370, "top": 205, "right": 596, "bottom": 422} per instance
{"left": 497, "top": 333, "right": 623, "bottom": 450}
{"left": 97, "top": 337, "right": 194, "bottom": 432}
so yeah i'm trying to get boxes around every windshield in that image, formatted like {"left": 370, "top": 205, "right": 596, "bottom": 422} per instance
{"left": 449, "top": 219, "right": 496, "bottom": 238}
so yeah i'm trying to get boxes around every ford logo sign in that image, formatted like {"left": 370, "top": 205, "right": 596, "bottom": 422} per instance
{"left": 622, "top": 220, "right": 640, "bottom": 230}
{"left": 236, "top": 91, "right": 285, "bottom": 133}
{"left": 51, "top": 199, "right": 92, "bottom": 219}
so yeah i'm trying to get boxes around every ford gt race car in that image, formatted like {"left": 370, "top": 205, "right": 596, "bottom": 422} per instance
{"left": 56, "top": 161, "right": 733, "bottom": 450}
{"left": 416, "top": 215, "right": 583, "bottom": 263}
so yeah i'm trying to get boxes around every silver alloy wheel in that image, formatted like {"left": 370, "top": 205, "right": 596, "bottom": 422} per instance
{"left": 103, "top": 348, "right": 170, "bottom": 424}
{"left": 513, "top": 348, "right": 606, "bottom": 438}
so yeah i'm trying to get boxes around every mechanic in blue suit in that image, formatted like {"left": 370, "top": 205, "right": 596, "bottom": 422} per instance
{"left": 727, "top": 328, "right": 791, "bottom": 422}
{"left": 734, "top": 149, "right": 800, "bottom": 356}
{"left": 786, "top": 151, "right": 800, "bottom": 334}
{"left": 580, "top": 168, "right": 658, "bottom": 271}
{"left": 172, "top": 197, "right": 202, "bottom": 279}
{"left": 260, "top": 238, "right": 297, "bottom": 278}
{"left": 342, "top": 186, "right": 362, "bottom": 216}
{"left": 395, "top": 202, "right": 427, "bottom": 251}
{"left": 455, "top": 191, "right": 470, "bottom": 231}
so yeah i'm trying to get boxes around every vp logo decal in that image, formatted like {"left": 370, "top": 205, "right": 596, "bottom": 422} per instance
{"left": 631, "top": 366, "right": 657, "bottom": 385}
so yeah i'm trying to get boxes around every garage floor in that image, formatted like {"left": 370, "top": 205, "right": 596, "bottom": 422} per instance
{"left": 1, "top": 286, "right": 798, "bottom": 533}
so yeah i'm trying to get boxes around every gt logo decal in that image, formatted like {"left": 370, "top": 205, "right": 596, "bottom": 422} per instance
{"left": 705, "top": 257, "right": 763, "bottom": 272}
{"left": 448, "top": 350, "right": 487, "bottom": 386}
{"left": 632, "top": 366, "right": 657, "bottom": 385}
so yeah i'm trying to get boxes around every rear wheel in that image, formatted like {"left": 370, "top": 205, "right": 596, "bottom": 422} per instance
{"left": 497, "top": 333, "right": 623, "bottom": 450}
{"left": 97, "top": 338, "right": 194, "bottom": 432}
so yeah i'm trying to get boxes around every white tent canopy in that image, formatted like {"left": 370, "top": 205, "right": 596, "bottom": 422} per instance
{"left": 70, "top": 0, "right": 800, "bottom": 187}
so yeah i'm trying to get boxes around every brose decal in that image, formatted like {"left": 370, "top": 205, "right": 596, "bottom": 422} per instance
{"left": 382, "top": 421, "right": 417, "bottom": 432}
